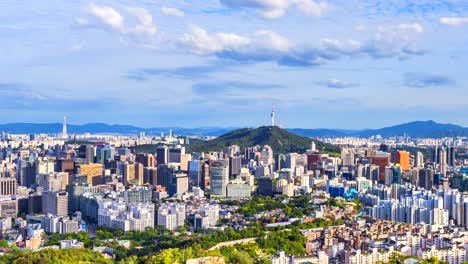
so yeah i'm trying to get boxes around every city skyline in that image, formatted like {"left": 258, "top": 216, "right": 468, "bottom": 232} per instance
{"left": 1, "top": 1, "right": 468, "bottom": 128}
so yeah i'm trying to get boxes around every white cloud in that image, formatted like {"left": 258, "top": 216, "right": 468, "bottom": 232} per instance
{"left": 440, "top": 17, "right": 468, "bottom": 26}
{"left": 86, "top": 3, "right": 125, "bottom": 32}
{"left": 125, "top": 7, "right": 157, "bottom": 35}
{"left": 181, "top": 24, "right": 426, "bottom": 66}
{"left": 160, "top": 7, "right": 185, "bottom": 17}
{"left": 85, "top": 4, "right": 156, "bottom": 35}
{"left": 398, "top": 23, "right": 424, "bottom": 33}
{"left": 255, "top": 30, "right": 292, "bottom": 52}
{"left": 219, "top": 0, "right": 329, "bottom": 19}
{"left": 181, "top": 26, "right": 251, "bottom": 54}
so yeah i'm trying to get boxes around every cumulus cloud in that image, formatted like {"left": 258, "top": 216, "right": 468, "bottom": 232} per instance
{"left": 404, "top": 73, "right": 455, "bottom": 88}
{"left": 181, "top": 24, "right": 426, "bottom": 67}
{"left": 181, "top": 26, "right": 251, "bottom": 54}
{"left": 316, "top": 79, "right": 358, "bottom": 89}
{"left": 160, "top": 7, "right": 185, "bottom": 17}
{"left": 219, "top": 0, "right": 329, "bottom": 19}
{"left": 85, "top": 3, "right": 156, "bottom": 35}
{"left": 440, "top": 17, "right": 468, "bottom": 26}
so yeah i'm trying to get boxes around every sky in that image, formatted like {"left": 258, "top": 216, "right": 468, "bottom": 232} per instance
{"left": 1, "top": 0, "right": 468, "bottom": 129}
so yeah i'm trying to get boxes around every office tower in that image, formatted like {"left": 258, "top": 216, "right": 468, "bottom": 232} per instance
{"left": 210, "top": 159, "right": 229, "bottom": 198}
{"left": 56, "top": 159, "right": 75, "bottom": 176}
{"left": 78, "top": 145, "right": 95, "bottom": 164}
{"left": 136, "top": 153, "right": 155, "bottom": 168}
{"left": 275, "top": 154, "right": 286, "bottom": 171}
{"left": 78, "top": 163, "right": 103, "bottom": 186}
{"left": 180, "top": 154, "right": 191, "bottom": 171}
{"left": 257, "top": 177, "right": 273, "bottom": 196}
{"left": 432, "top": 145, "right": 440, "bottom": 163}
{"left": 202, "top": 163, "right": 210, "bottom": 189}
{"left": 23, "top": 161, "right": 38, "bottom": 188}
{"left": 393, "top": 150, "right": 410, "bottom": 171}
{"left": 123, "top": 163, "right": 136, "bottom": 186}
{"left": 379, "top": 144, "right": 391, "bottom": 152}
{"left": 341, "top": 149, "right": 355, "bottom": 166}
{"left": 0, "top": 177, "right": 17, "bottom": 196}
{"left": 372, "top": 153, "right": 390, "bottom": 183}
{"left": 447, "top": 146, "right": 456, "bottom": 167}
{"left": 38, "top": 172, "right": 68, "bottom": 192}
{"left": 143, "top": 167, "right": 157, "bottom": 185}
{"left": 0, "top": 199, "right": 18, "bottom": 218}
{"left": 157, "top": 164, "right": 172, "bottom": 187}
{"left": 188, "top": 161, "right": 202, "bottom": 190}
{"left": 62, "top": 116, "right": 67, "bottom": 139}
{"left": 168, "top": 173, "right": 188, "bottom": 195}
{"left": 415, "top": 152, "right": 424, "bottom": 168}
{"left": 418, "top": 168, "right": 434, "bottom": 190}
{"left": 42, "top": 191, "right": 68, "bottom": 216}
{"left": 156, "top": 147, "right": 168, "bottom": 165}
{"left": 229, "top": 156, "right": 241, "bottom": 177}
{"left": 135, "top": 162, "right": 144, "bottom": 186}
{"left": 439, "top": 147, "right": 447, "bottom": 175}
{"left": 285, "top": 153, "right": 297, "bottom": 169}
{"left": 168, "top": 147, "right": 185, "bottom": 163}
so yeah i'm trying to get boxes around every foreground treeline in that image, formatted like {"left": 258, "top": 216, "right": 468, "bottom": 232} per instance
{"left": 0, "top": 248, "right": 112, "bottom": 264}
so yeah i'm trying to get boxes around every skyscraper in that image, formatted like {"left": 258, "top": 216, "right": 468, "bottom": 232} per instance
{"left": 415, "top": 152, "right": 424, "bottom": 168}
{"left": 210, "top": 159, "right": 229, "bottom": 198}
{"left": 393, "top": 150, "right": 410, "bottom": 171}
{"left": 62, "top": 116, "right": 68, "bottom": 139}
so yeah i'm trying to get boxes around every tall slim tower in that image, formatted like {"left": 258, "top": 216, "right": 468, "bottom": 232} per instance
{"left": 271, "top": 105, "right": 275, "bottom": 127}
{"left": 62, "top": 116, "right": 68, "bottom": 139}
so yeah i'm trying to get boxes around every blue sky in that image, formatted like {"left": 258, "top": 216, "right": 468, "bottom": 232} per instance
{"left": 1, "top": 0, "right": 468, "bottom": 129}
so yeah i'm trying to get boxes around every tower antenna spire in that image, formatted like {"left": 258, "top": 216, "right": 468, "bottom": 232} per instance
{"left": 271, "top": 104, "right": 275, "bottom": 127}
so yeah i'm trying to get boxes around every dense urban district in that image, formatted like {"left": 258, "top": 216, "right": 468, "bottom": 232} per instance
{"left": 0, "top": 118, "right": 466, "bottom": 264}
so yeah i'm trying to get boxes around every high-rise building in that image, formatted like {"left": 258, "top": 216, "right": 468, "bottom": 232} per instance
{"left": 0, "top": 177, "right": 17, "bottom": 196}
{"left": 168, "top": 173, "right": 188, "bottom": 195}
{"left": 393, "top": 150, "right": 410, "bottom": 171}
{"left": 62, "top": 116, "right": 68, "bottom": 139}
{"left": 156, "top": 147, "right": 168, "bottom": 165}
{"left": 418, "top": 169, "right": 434, "bottom": 190}
{"left": 447, "top": 146, "right": 456, "bottom": 167}
{"left": 42, "top": 191, "right": 68, "bottom": 216}
{"left": 341, "top": 149, "right": 355, "bottom": 167}
{"left": 415, "top": 152, "right": 424, "bottom": 168}
{"left": 143, "top": 167, "right": 157, "bottom": 185}
{"left": 136, "top": 153, "right": 155, "bottom": 168}
{"left": 123, "top": 163, "right": 136, "bottom": 187}
{"left": 432, "top": 145, "right": 440, "bottom": 163}
{"left": 439, "top": 147, "right": 447, "bottom": 175}
{"left": 78, "top": 163, "right": 103, "bottom": 186}
{"left": 56, "top": 159, "right": 75, "bottom": 176}
{"left": 188, "top": 161, "right": 202, "bottom": 190}
{"left": 168, "top": 147, "right": 185, "bottom": 163}
{"left": 210, "top": 160, "right": 229, "bottom": 198}
{"left": 285, "top": 153, "right": 297, "bottom": 169}
{"left": 77, "top": 145, "right": 95, "bottom": 164}
{"left": 229, "top": 156, "right": 241, "bottom": 177}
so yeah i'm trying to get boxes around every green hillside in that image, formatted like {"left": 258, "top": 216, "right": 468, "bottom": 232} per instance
{"left": 186, "top": 126, "right": 341, "bottom": 155}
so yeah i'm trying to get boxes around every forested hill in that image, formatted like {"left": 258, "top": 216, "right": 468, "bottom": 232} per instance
{"left": 186, "top": 126, "right": 340, "bottom": 155}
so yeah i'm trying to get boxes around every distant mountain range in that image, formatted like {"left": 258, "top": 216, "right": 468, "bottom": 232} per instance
{"left": 0, "top": 123, "right": 234, "bottom": 137}
{"left": 0, "top": 120, "right": 467, "bottom": 138}
{"left": 289, "top": 120, "right": 468, "bottom": 138}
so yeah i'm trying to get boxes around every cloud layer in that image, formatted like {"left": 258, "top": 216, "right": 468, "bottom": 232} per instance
{"left": 219, "top": 0, "right": 329, "bottom": 19}
{"left": 404, "top": 73, "right": 455, "bottom": 88}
